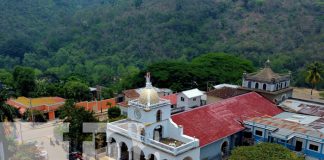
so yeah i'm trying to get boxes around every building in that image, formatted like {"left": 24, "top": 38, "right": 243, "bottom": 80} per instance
{"left": 106, "top": 73, "right": 200, "bottom": 160}
{"left": 6, "top": 97, "right": 65, "bottom": 121}
{"left": 279, "top": 98, "right": 324, "bottom": 117}
{"left": 177, "top": 88, "right": 205, "bottom": 110}
{"left": 172, "top": 92, "right": 283, "bottom": 160}
{"left": 161, "top": 94, "right": 181, "bottom": 114}
{"left": 244, "top": 113, "right": 324, "bottom": 160}
{"left": 238, "top": 59, "right": 293, "bottom": 104}
{"left": 206, "top": 84, "right": 241, "bottom": 104}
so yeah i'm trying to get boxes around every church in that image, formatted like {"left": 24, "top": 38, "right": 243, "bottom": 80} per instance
{"left": 106, "top": 72, "right": 283, "bottom": 160}
{"left": 106, "top": 73, "right": 200, "bottom": 160}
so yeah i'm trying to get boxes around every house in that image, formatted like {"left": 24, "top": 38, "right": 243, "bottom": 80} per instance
{"left": 177, "top": 88, "right": 205, "bottom": 110}
{"left": 162, "top": 93, "right": 184, "bottom": 114}
{"left": 172, "top": 92, "right": 283, "bottom": 160}
{"left": 6, "top": 97, "right": 65, "bottom": 121}
{"left": 106, "top": 73, "right": 200, "bottom": 160}
{"left": 238, "top": 59, "right": 293, "bottom": 104}
{"left": 244, "top": 112, "right": 324, "bottom": 160}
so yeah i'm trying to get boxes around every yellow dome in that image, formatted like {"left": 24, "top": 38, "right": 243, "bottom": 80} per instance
{"left": 139, "top": 88, "right": 159, "bottom": 106}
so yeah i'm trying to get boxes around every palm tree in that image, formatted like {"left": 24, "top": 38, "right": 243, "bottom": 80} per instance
{"left": 306, "top": 62, "right": 323, "bottom": 96}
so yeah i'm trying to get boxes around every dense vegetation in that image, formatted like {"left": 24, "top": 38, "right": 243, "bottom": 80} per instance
{"left": 0, "top": 0, "right": 323, "bottom": 90}
{"left": 229, "top": 143, "right": 304, "bottom": 160}
{"left": 128, "top": 53, "right": 255, "bottom": 91}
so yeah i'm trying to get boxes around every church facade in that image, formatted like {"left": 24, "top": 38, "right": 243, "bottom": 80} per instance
{"left": 106, "top": 73, "right": 200, "bottom": 160}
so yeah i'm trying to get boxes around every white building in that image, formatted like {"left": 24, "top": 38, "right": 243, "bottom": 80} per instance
{"left": 177, "top": 89, "right": 205, "bottom": 110}
{"left": 106, "top": 73, "right": 200, "bottom": 160}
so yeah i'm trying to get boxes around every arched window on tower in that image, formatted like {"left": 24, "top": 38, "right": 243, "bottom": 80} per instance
{"left": 255, "top": 83, "right": 259, "bottom": 89}
{"left": 248, "top": 81, "right": 252, "bottom": 88}
{"left": 263, "top": 84, "right": 267, "bottom": 90}
{"left": 156, "top": 110, "right": 162, "bottom": 122}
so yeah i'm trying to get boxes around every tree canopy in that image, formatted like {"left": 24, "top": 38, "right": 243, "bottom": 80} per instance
{"left": 229, "top": 143, "right": 304, "bottom": 160}
{"left": 137, "top": 53, "right": 255, "bottom": 92}
{"left": 0, "top": 0, "right": 322, "bottom": 89}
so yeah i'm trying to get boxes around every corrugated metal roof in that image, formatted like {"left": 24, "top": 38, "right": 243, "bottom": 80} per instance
{"left": 181, "top": 88, "right": 204, "bottom": 99}
{"left": 172, "top": 92, "right": 282, "bottom": 147}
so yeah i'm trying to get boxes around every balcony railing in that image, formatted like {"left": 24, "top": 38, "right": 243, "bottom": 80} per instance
{"left": 107, "top": 123, "right": 198, "bottom": 155}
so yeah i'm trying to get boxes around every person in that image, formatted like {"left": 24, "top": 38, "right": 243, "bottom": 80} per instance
{"left": 50, "top": 138, "right": 55, "bottom": 146}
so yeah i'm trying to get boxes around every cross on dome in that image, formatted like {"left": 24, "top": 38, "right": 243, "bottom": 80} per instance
{"left": 145, "top": 72, "right": 153, "bottom": 88}
{"left": 265, "top": 58, "right": 271, "bottom": 68}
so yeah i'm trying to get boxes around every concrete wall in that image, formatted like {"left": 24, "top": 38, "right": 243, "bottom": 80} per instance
{"left": 177, "top": 93, "right": 201, "bottom": 110}
{"left": 200, "top": 133, "right": 242, "bottom": 160}
{"left": 242, "top": 79, "right": 290, "bottom": 92}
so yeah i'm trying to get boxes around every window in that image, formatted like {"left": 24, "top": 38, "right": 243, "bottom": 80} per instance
{"left": 255, "top": 83, "right": 259, "bottom": 89}
{"left": 280, "top": 139, "right": 288, "bottom": 143}
{"left": 255, "top": 130, "right": 263, "bottom": 136}
{"left": 156, "top": 110, "right": 162, "bottom": 122}
{"left": 193, "top": 98, "right": 196, "bottom": 101}
{"left": 181, "top": 97, "right": 185, "bottom": 101}
{"left": 248, "top": 81, "right": 252, "bottom": 88}
{"left": 309, "top": 144, "right": 319, "bottom": 151}
{"left": 263, "top": 84, "right": 267, "bottom": 90}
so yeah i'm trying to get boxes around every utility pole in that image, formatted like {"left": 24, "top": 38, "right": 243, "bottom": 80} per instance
{"left": 29, "top": 98, "right": 35, "bottom": 127}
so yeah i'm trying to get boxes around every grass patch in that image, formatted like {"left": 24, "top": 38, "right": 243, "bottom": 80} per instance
{"left": 320, "top": 91, "right": 324, "bottom": 99}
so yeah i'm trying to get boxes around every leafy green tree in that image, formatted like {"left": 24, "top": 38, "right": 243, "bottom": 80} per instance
{"left": 134, "top": 0, "right": 143, "bottom": 8}
{"left": 108, "top": 106, "right": 121, "bottom": 119}
{"left": 0, "top": 82, "right": 17, "bottom": 160}
{"left": 22, "top": 109, "right": 47, "bottom": 122}
{"left": 63, "top": 80, "right": 90, "bottom": 101}
{"left": 144, "top": 53, "right": 255, "bottom": 92}
{"left": 229, "top": 143, "right": 304, "bottom": 160}
{"left": 13, "top": 66, "right": 36, "bottom": 97}
{"left": 306, "top": 62, "right": 323, "bottom": 95}
{"left": 0, "top": 69, "right": 13, "bottom": 87}
{"left": 58, "top": 100, "right": 97, "bottom": 152}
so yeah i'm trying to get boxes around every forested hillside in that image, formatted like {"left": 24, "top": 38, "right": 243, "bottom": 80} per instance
{"left": 0, "top": 0, "right": 323, "bottom": 88}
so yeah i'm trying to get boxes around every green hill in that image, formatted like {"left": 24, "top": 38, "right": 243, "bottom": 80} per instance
{"left": 0, "top": 0, "right": 323, "bottom": 86}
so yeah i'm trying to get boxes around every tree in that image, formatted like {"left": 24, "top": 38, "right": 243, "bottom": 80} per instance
{"left": 108, "top": 106, "right": 121, "bottom": 119}
{"left": 13, "top": 66, "right": 36, "bottom": 97}
{"left": 144, "top": 53, "right": 255, "bottom": 92}
{"left": 63, "top": 80, "right": 90, "bottom": 101}
{"left": 306, "top": 62, "right": 323, "bottom": 95}
{"left": 58, "top": 100, "right": 97, "bottom": 152}
{"left": 134, "top": 0, "right": 143, "bottom": 8}
{"left": 229, "top": 143, "right": 304, "bottom": 160}
{"left": 0, "top": 83, "right": 17, "bottom": 160}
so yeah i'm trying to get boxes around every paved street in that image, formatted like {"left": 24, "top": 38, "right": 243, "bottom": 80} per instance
{"left": 14, "top": 120, "right": 69, "bottom": 160}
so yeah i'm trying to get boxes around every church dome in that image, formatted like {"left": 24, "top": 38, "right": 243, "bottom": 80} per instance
{"left": 139, "top": 88, "right": 159, "bottom": 106}
{"left": 138, "top": 72, "right": 160, "bottom": 106}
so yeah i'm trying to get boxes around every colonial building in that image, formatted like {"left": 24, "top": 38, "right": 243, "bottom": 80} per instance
{"left": 239, "top": 59, "right": 293, "bottom": 104}
{"left": 106, "top": 73, "right": 200, "bottom": 160}
{"left": 244, "top": 112, "right": 324, "bottom": 160}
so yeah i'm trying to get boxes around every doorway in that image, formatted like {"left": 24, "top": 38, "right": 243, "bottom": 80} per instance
{"left": 295, "top": 140, "right": 303, "bottom": 152}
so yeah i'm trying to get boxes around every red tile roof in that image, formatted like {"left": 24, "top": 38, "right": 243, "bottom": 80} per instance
{"left": 171, "top": 92, "right": 282, "bottom": 147}
{"left": 162, "top": 94, "right": 177, "bottom": 105}
{"left": 123, "top": 89, "right": 140, "bottom": 99}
